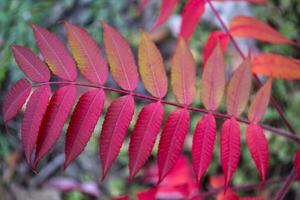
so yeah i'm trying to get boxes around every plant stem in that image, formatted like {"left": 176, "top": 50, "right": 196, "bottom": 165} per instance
{"left": 35, "top": 81, "right": 300, "bottom": 144}
{"left": 274, "top": 168, "right": 297, "bottom": 200}
{"left": 206, "top": 0, "right": 297, "bottom": 135}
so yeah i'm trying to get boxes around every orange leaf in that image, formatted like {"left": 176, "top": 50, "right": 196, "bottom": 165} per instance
{"left": 138, "top": 32, "right": 168, "bottom": 98}
{"left": 201, "top": 43, "right": 225, "bottom": 111}
{"left": 226, "top": 56, "right": 252, "bottom": 117}
{"left": 171, "top": 39, "right": 196, "bottom": 105}
{"left": 252, "top": 53, "right": 300, "bottom": 80}
{"left": 229, "top": 16, "right": 296, "bottom": 46}
{"left": 248, "top": 79, "right": 272, "bottom": 123}
{"left": 101, "top": 21, "right": 139, "bottom": 91}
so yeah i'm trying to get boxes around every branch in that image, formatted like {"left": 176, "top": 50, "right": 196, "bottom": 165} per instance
{"left": 206, "top": 0, "right": 297, "bottom": 135}
{"left": 274, "top": 168, "right": 297, "bottom": 200}
{"left": 35, "top": 81, "right": 300, "bottom": 145}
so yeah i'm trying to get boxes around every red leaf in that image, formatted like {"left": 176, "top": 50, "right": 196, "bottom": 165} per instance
{"left": 248, "top": 79, "right": 272, "bottom": 123}
{"left": 129, "top": 102, "right": 164, "bottom": 178}
{"left": 202, "top": 31, "right": 229, "bottom": 65}
{"left": 101, "top": 22, "right": 139, "bottom": 91}
{"left": 220, "top": 118, "right": 240, "bottom": 190}
{"left": 11, "top": 45, "right": 50, "bottom": 82}
{"left": 31, "top": 24, "right": 77, "bottom": 81}
{"left": 246, "top": 124, "right": 269, "bottom": 183}
{"left": 33, "top": 85, "right": 77, "bottom": 169}
{"left": 192, "top": 113, "right": 216, "bottom": 183}
{"left": 158, "top": 109, "right": 190, "bottom": 182}
{"left": 3, "top": 79, "right": 31, "bottom": 122}
{"left": 229, "top": 16, "right": 296, "bottom": 46}
{"left": 171, "top": 39, "right": 196, "bottom": 105}
{"left": 201, "top": 43, "right": 226, "bottom": 111}
{"left": 179, "top": 0, "right": 205, "bottom": 42}
{"left": 100, "top": 95, "right": 135, "bottom": 179}
{"left": 64, "top": 89, "right": 105, "bottom": 169}
{"left": 294, "top": 150, "right": 300, "bottom": 181}
{"left": 217, "top": 189, "right": 240, "bottom": 200}
{"left": 252, "top": 53, "right": 300, "bottom": 80}
{"left": 21, "top": 85, "right": 51, "bottom": 163}
{"left": 138, "top": 32, "right": 168, "bottom": 98}
{"left": 226, "top": 56, "right": 252, "bottom": 117}
{"left": 151, "top": 0, "right": 179, "bottom": 31}
{"left": 65, "top": 22, "right": 108, "bottom": 84}
{"left": 136, "top": 187, "right": 158, "bottom": 200}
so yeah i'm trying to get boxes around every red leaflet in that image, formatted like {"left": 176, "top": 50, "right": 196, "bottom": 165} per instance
{"left": 65, "top": 22, "right": 108, "bottom": 84}
{"left": 192, "top": 113, "right": 216, "bottom": 183}
{"left": 100, "top": 95, "right": 135, "bottom": 179}
{"left": 226, "top": 56, "right": 252, "bottom": 117}
{"left": 31, "top": 24, "right": 77, "bottom": 81}
{"left": 21, "top": 85, "right": 51, "bottom": 163}
{"left": 129, "top": 102, "right": 164, "bottom": 178}
{"left": 3, "top": 79, "right": 31, "bottom": 122}
{"left": 65, "top": 89, "right": 105, "bottom": 169}
{"left": 136, "top": 187, "right": 158, "bottom": 200}
{"left": 138, "top": 32, "right": 168, "bottom": 98}
{"left": 11, "top": 45, "right": 50, "bottom": 82}
{"left": 220, "top": 118, "right": 240, "bottom": 190}
{"left": 248, "top": 79, "right": 272, "bottom": 123}
{"left": 101, "top": 22, "right": 139, "bottom": 91}
{"left": 33, "top": 85, "right": 77, "bottom": 169}
{"left": 246, "top": 124, "right": 269, "bottom": 183}
{"left": 217, "top": 189, "right": 239, "bottom": 200}
{"left": 179, "top": 0, "right": 205, "bottom": 42}
{"left": 151, "top": 0, "right": 178, "bottom": 31}
{"left": 294, "top": 150, "right": 300, "bottom": 180}
{"left": 229, "top": 16, "right": 296, "bottom": 46}
{"left": 202, "top": 31, "right": 229, "bottom": 65}
{"left": 158, "top": 109, "right": 190, "bottom": 182}
{"left": 252, "top": 53, "right": 300, "bottom": 80}
{"left": 201, "top": 43, "right": 225, "bottom": 111}
{"left": 171, "top": 39, "right": 196, "bottom": 105}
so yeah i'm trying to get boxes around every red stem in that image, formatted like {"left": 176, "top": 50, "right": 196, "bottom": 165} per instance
{"left": 206, "top": 0, "right": 296, "bottom": 135}
{"left": 274, "top": 168, "right": 297, "bottom": 200}
{"left": 35, "top": 81, "right": 300, "bottom": 144}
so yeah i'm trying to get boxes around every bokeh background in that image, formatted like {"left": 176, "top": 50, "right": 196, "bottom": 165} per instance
{"left": 0, "top": 0, "right": 300, "bottom": 199}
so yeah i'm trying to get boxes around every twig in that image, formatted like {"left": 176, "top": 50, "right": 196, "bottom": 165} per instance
{"left": 274, "top": 168, "right": 297, "bottom": 200}
{"left": 34, "top": 81, "right": 300, "bottom": 145}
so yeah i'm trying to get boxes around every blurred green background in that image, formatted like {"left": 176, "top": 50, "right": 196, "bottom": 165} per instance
{"left": 0, "top": 0, "right": 300, "bottom": 199}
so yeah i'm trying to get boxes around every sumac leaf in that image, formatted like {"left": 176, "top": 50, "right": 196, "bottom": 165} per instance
{"left": 151, "top": 0, "right": 178, "bottom": 31}
{"left": 201, "top": 43, "right": 225, "bottom": 111}
{"left": 33, "top": 85, "right": 77, "bottom": 169}
{"left": 64, "top": 89, "right": 105, "bottom": 169}
{"left": 192, "top": 113, "right": 216, "bottom": 183}
{"left": 226, "top": 57, "right": 252, "bottom": 117}
{"left": 179, "top": 0, "right": 205, "bottom": 42}
{"left": 158, "top": 109, "right": 190, "bottom": 182}
{"left": 138, "top": 32, "right": 168, "bottom": 98}
{"left": 31, "top": 24, "right": 77, "bottom": 81}
{"left": 294, "top": 150, "right": 300, "bottom": 181}
{"left": 220, "top": 118, "right": 240, "bottom": 190}
{"left": 3, "top": 79, "right": 31, "bottom": 122}
{"left": 129, "top": 102, "right": 164, "bottom": 178}
{"left": 202, "top": 31, "right": 229, "bottom": 65}
{"left": 252, "top": 53, "right": 300, "bottom": 80}
{"left": 21, "top": 85, "right": 51, "bottom": 163}
{"left": 65, "top": 22, "right": 108, "bottom": 84}
{"left": 102, "top": 22, "right": 138, "bottom": 91}
{"left": 100, "top": 95, "right": 135, "bottom": 179}
{"left": 171, "top": 39, "right": 196, "bottom": 105}
{"left": 11, "top": 45, "right": 51, "bottom": 82}
{"left": 248, "top": 79, "right": 272, "bottom": 123}
{"left": 246, "top": 124, "right": 268, "bottom": 183}
{"left": 229, "top": 16, "right": 296, "bottom": 46}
